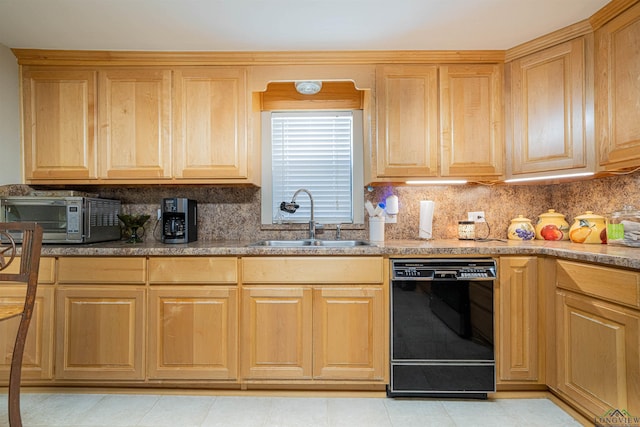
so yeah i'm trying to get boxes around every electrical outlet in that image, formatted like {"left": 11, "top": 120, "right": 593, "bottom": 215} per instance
{"left": 468, "top": 211, "right": 486, "bottom": 222}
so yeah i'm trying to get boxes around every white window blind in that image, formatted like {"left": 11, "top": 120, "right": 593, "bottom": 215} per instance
{"left": 271, "top": 111, "right": 354, "bottom": 223}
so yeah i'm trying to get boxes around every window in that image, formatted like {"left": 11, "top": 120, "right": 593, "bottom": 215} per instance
{"left": 261, "top": 110, "right": 364, "bottom": 225}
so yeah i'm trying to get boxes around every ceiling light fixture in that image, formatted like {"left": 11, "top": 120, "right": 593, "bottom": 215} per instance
{"left": 295, "top": 81, "right": 322, "bottom": 95}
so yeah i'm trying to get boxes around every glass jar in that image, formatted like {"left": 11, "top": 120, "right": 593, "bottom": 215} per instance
{"left": 535, "top": 209, "right": 570, "bottom": 241}
{"left": 507, "top": 215, "right": 535, "bottom": 240}
{"left": 458, "top": 221, "right": 475, "bottom": 240}
{"left": 569, "top": 211, "right": 607, "bottom": 244}
{"left": 608, "top": 206, "right": 640, "bottom": 247}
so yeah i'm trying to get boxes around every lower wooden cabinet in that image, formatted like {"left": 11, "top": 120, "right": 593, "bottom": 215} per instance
{"left": 148, "top": 287, "right": 238, "bottom": 380}
{"left": 0, "top": 257, "right": 56, "bottom": 384}
{"left": 0, "top": 286, "right": 54, "bottom": 383}
{"left": 241, "top": 285, "right": 386, "bottom": 382}
{"left": 313, "top": 287, "right": 385, "bottom": 381}
{"left": 496, "top": 256, "right": 543, "bottom": 385}
{"left": 556, "top": 290, "right": 640, "bottom": 416}
{"left": 55, "top": 286, "right": 146, "bottom": 381}
{"left": 240, "top": 256, "right": 387, "bottom": 384}
{"left": 241, "top": 287, "right": 313, "bottom": 380}
{"left": 555, "top": 259, "right": 640, "bottom": 417}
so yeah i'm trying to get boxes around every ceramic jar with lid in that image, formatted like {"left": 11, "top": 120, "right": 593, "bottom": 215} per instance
{"left": 535, "top": 209, "right": 570, "bottom": 241}
{"left": 507, "top": 215, "right": 535, "bottom": 240}
{"left": 569, "top": 211, "right": 607, "bottom": 244}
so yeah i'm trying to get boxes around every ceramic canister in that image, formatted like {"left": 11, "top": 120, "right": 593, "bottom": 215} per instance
{"left": 507, "top": 215, "right": 535, "bottom": 240}
{"left": 535, "top": 209, "right": 570, "bottom": 241}
{"left": 569, "top": 211, "right": 607, "bottom": 244}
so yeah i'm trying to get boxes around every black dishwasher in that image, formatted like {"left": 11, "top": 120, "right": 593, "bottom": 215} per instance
{"left": 388, "top": 258, "right": 496, "bottom": 399}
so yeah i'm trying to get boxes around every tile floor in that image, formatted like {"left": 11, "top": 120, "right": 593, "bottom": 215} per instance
{"left": 0, "top": 392, "right": 583, "bottom": 427}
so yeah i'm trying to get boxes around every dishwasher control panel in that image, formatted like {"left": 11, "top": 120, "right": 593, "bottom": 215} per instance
{"left": 391, "top": 258, "right": 496, "bottom": 281}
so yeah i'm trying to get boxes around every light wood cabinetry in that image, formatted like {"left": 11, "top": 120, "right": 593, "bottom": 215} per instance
{"left": 98, "top": 69, "right": 172, "bottom": 179}
{"left": 22, "top": 69, "right": 97, "bottom": 182}
{"left": 595, "top": 2, "right": 640, "bottom": 171}
{"left": 20, "top": 65, "right": 254, "bottom": 184}
{"left": 241, "top": 257, "right": 387, "bottom": 383}
{"left": 440, "top": 64, "right": 503, "bottom": 179}
{"left": 496, "top": 257, "right": 543, "bottom": 386}
{"left": 242, "top": 286, "right": 313, "bottom": 380}
{"left": 375, "top": 65, "right": 439, "bottom": 178}
{"left": 0, "top": 258, "right": 55, "bottom": 383}
{"left": 55, "top": 257, "right": 146, "bottom": 380}
{"left": 374, "top": 64, "right": 503, "bottom": 181}
{"left": 555, "top": 260, "right": 640, "bottom": 417}
{"left": 507, "top": 37, "right": 594, "bottom": 178}
{"left": 313, "top": 287, "right": 385, "bottom": 380}
{"left": 173, "top": 68, "right": 250, "bottom": 182}
{"left": 147, "top": 257, "right": 238, "bottom": 380}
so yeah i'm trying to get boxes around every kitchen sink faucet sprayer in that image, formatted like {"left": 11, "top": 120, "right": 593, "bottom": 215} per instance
{"left": 280, "top": 188, "right": 320, "bottom": 240}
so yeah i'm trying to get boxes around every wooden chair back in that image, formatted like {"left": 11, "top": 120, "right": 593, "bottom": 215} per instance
{"left": 0, "top": 222, "right": 44, "bottom": 427}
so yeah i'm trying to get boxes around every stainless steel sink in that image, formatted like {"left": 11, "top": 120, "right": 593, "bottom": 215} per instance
{"left": 249, "top": 239, "right": 376, "bottom": 247}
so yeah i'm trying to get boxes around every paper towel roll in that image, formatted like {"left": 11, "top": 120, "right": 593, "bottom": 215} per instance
{"left": 419, "top": 200, "right": 434, "bottom": 239}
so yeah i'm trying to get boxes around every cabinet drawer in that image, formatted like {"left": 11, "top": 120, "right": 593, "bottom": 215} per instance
{"left": 242, "top": 257, "right": 384, "bottom": 284}
{"left": 2, "top": 257, "right": 55, "bottom": 284}
{"left": 58, "top": 257, "right": 146, "bottom": 284}
{"left": 148, "top": 257, "right": 238, "bottom": 284}
{"left": 556, "top": 260, "right": 640, "bottom": 308}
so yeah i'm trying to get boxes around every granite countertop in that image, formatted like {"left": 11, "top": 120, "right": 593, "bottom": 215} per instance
{"left": 38, "top": 238, "right": 640, "bottom": 270}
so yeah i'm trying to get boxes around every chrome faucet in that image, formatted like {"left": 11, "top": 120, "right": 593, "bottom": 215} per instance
{"left": 280, "top": 188, "right": 319, "bottom": 240}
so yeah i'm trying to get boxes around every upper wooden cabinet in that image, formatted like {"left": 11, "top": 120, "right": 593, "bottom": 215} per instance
{"left": 20, "top": 65, "right": 254, "bottom": 184}
{"left": 373, "top": 64, "right": 503, "bottom": 181}
{"left": 22, "top": 69, "right": 97, "bottom": 182}
{"left": 595, "top": 2, "right": 640, "bottom": 171}
{"left": 98, "top": 69, "right": 172, "bottom": 180}
{"left": 440, "top": 64, "right": 503, "bottom": 179}
{"left": 507, "top": 37, "right": 594, "bottom": 178}
{"left": 375, "top": 65, "right": 439, "bottom": 178}
{"left": 173, "top": 68, "right": 249, "bottom": 181}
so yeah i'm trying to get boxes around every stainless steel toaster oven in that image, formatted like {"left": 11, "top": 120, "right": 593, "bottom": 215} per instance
{"left": 0, "top": 196, "right": 121, "bottom": 244}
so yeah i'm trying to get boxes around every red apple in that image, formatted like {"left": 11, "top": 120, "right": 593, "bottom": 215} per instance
{"left": 541, "top": 224, "right": 563, "bottom": 241}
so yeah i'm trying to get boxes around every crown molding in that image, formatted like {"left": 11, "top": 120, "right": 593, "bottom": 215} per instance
{"left": 590, "top": 0, "right": 639, "bottom": 30}
{"left": 504, "top": 20, "right": 593, "bottom": 62}
{"left": 12, "top": 49, "right": 505, "bottom": 67}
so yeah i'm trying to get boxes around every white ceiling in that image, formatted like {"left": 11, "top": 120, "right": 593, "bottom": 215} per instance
{"left": 0, "top": 0, "right": 610, "bottom": 52}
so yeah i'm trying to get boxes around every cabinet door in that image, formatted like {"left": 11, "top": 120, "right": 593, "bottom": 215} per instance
{"left": 596, "top": 2, "right": 640, "bottom": 170}
{"left": 98, "top": 69, "right": 172, "bottom": 180}
{"left": 55, "top": 287, "right": 145, "bottom": 380}
{"left": 440, "top": 64, "right": 503, "bottom": 178}
{"left": 375, "top": 65, "right": 439, "bottom": 178}
{"left": 556, "top": 290, "right": 640, "bottom": 416}
{"left": 509, "top": 38, "right": 592, "bottom": 176}
{"left": 22, "top": 69, "right": 97, "bottom": 181}
{"left": 497, "top": 257, "right": 541, "bottom": 384}
{"left": 148, "top": 287, "right": 237, "bottom": 380}
{"left": 173, "top": 68, "right": 249, "bottom": 180}
{"left": 313, "top": 287, "right": 386, "bottom": 381}
{"left": 241, "top": 287, "right": 312, "bottom": 380}
{"left": 0, "top": 286, "right": 54, "bottom": 383}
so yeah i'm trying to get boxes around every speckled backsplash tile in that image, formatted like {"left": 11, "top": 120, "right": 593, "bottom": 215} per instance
{"left": 2, "top": 170, "right": 639, "bottom": 242}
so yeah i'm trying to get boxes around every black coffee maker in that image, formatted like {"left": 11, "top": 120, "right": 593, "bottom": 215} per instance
{"left": 161, "top": 198, "right": 197, "bottom": 244}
